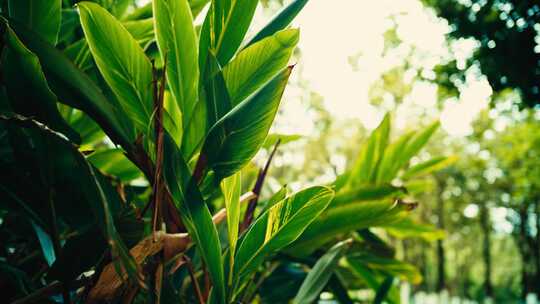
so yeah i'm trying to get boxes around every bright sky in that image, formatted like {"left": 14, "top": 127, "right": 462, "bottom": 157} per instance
{"left": 259, "top": 0, "right": 493, "bottom": 136}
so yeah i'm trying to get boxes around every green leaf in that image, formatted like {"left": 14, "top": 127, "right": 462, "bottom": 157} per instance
{"left": 259, "top": 185, "right": 288, "bottom": 215}
{"left": 349, "top": 253, "right": 422, "bottom": 284}
{"left": 384, "top": 217, "right": 445, "bottom": 241}
{"left": 199, "top": 0, "right": 259, "bottom": 69}
{"left": 246, "top": 0, "right": 308, "bottom": 46}
{"left": 181, "top": 97, "right": 207, "bottom": 160}
{"left": 202, "top": 67, "right": 293, "bottom": 179}
{"left": 8, "top": 0, "right": 61, "bottom": 44}
{"left": 294, "top": 239, "right": 351, "bottom": 304}
{"left": 397, "top": 121, "right": 440, "bottom": 171}
{"left": 0, "top": 115, "right": 139, "bottom": 283}
{"left": 223, "top": 29, "right": 299, "bottom": 105}
{"left": 233, "top": 186, "right": 334, "bottom": 289}
{"left": 332, "top": 184, "right": 404, "bottom": 208}
{"left": 87, "top": 148, "right": 143, "bottom": 182}
{"left": 190, "top": 0, "right": 211, "bottom": 18}
{"left": 31, "top": 222, "right": 56, "bottom": 266}
{"left": 204, "top": 51, "right": 233, "bottom": 128}
{"left": 290, "top": 199, "right": 414, "bottom": 255}
{"left": 10, "top": 23, "right": 135, "bottom": 149}
{"left": 153, "top": 0, "right": 199, "bottom": 133}
{"left": 348, "top": 113, "right": 390, "bottom": 186}
{"left": 220, "top": 171, "right": 241, "bottom": 285}
{"left": 376, "top": 120, "right": 441, "bottom": 183}
{"left": 78, "top": 1, "right": 153, "bottom": 131}
{"left": 375, "top": 131, "right": 414, "bottom": 183}
{"left": 123, "top": 18, "right": 155, "bottom": 49}
{"left": 262, "top": 133, "right": 302, "bottom": 150}
{"left": 162, "top": 133, "right": 226, "bottom": 303}
{"left": 1, "top": 21, "right": 80, "bottom": 143}
{"left": 401, "top": 155, "right": 457, "bottom": 180}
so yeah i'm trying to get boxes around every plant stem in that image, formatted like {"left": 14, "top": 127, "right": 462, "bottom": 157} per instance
{"left": 240, "top": 139, "right": 281, "bottom": 232}
{"left": 184, "top": 256, "right": 205, "bottom": 304}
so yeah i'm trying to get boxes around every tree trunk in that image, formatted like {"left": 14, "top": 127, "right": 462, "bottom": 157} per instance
{"left": 534, "top": 200, "right": 540, "bottom": 296}
{"left": 517, "top": 206, "right": 532, "bottom": 300}
{"left": 435, "top": 178, "right": 446, "bottom": 292}
{"left": 479, "top": 203, "right": 493, "bottom": 299}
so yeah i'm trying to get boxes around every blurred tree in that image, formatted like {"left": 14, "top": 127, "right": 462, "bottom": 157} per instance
{"left": 423, "top": 0, "right": 540, "bottom": 108}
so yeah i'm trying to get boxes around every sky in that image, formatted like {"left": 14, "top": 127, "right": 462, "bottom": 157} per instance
{"left": 253, "top": 0, "right": 494, "bottom": 136}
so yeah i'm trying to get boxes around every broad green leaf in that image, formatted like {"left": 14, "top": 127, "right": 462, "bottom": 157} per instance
{"left": 375, "top": 131, "right": 415, "bottom": 183}
{"left": 397, "top": 121, "right": 440, "bottom": 171}
{"left": 384, "top": 217, "right": 445, "bottom": 241}
{"left": 220, "top": 172, "right": 241, "bottom": 285}
{"left": 294, "top": 239, "right": 351, "bottom": 304}
{"left": 190, "top": 0, "right": 211, "bottom": 18}
{"left": 223, "top": 29, "right": 299, "bottom": 105}
{"left": 87, "top": 149, "right": 143, "bottom": 182}
{"left": 63, "top": 38, "right": 93, "bottom": 71}
{"left": 64, "top": 20, "right": 156, "bottom": 73}
{"left": 123, "top": 18, "right": 155, "bottom": 49}
{"left": 58, "top": 9, "right": 80, "bottom": 45}
{"left": 181, "top": 97, "right": 207, "bottom": 160}
{"left": 199, "top": 0, "right": 259, "bottom": 69}
{"left": 122, "top": 0, "right": 209, "bottom": 21}
{"left": 1, "top": 21, "right": 80, "bottom": 143}
{"left": 259, "top": 185, "right": 288, "bottom": 215}
{"left": 8, "top": 0, "right": 61, "bottom": 44}
{"left": 153, "top": 0, "right": 199, "bottom": 132}
{"left": 290, "top": 199, "right": 414, "bottom": 255}
{"left": 348, "top": 113, "right": 390, "bottom": 186}
{"left": 401, "top": 155, "right": 457, "bottom": 180}
{"left": 10, "top": 22, "right": 135, "bottom": 149}
{"left": 262, "top": 133, "right": 303, "bottom": 150}
{"left": 163, "top": 90, "right": 183, "bottom": 146}
{"left": 66, "top": 109, "right": 105, "bottom": 148}
{"left": 78, "top": 2, "right": 153, "bottom": 130}
{"left": 162, "top": 133, "right": 226, "bottom": 303}
{"left": 201, "top": 67, "right": 292, "bottom": 179}
{"left": 234, "top": 186, "right": 334, "bottom": 288}
{"left": 246, "top": 0, "right": 308, "bottom": 46}
{"left": 0, "top": 115, "right": 139, "bottom": 282}
{"left": 332, "top": 184, "right": 404, "bottom": 207}
{"left": 348, "top": 254, "right": 422, "bottom": 284}
{"left": 346, "top": 259, "right": 400, "bottom": 304}
{"left": 204, "top": 51, "right": 233, "bottom": 128}
{"left": 122, "top": 2, "right": 152, "bottom": 21}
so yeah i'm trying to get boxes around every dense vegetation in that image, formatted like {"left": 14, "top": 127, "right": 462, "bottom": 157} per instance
{"left": 1, "top": 0, "right": 538, "bottom": 303}
{"left": 0, "top": 0, "right": 451, "bottom": 303}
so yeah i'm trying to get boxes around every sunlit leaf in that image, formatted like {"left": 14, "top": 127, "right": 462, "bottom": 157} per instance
{"left": 234, "top": 186, "right": 334, "bottom": 289}
{"left": 223, "top": 29, "right": 299, "bottom": 105}
{"left": 201, "top": 67, "right": 293, "bottom": 179}
{"left": 348, "top": 113, "right": 390, "bottom": 186}
{"left": 246, "top": 0, "right": 308, "bottom": 46}
{"left": 199, "top": 0, "right": 259, "bottom": 68}
{"left": 401, "top": 155, "right": 457, "bottom": 180}
{"left": 220, "top": 172, "right": 242, "bottom": 285}
{"left": 153, "top": 0, "right": 199, "bottom": 137}
{"left": 78, "top": 1, "right": 153, "bottom": 130}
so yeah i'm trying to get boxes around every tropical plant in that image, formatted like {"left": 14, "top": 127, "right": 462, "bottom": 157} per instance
{"left": 0, "top": 0, "right": 449, "bottom": 303}
{"left": 251, "top": 114, "right": 452, "bottom": 303}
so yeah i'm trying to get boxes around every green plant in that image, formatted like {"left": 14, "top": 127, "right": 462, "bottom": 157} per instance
{"left": 0, "top": 0, "right": 450, "bottom": 303}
